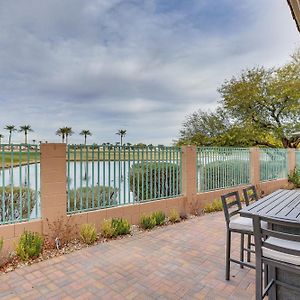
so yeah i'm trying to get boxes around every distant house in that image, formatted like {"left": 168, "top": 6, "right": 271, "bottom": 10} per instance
{"left": 288, "top": 0, "right": 300, "bottom": 32}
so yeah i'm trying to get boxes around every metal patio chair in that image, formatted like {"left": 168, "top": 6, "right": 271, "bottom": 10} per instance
{"left": 243, "top": 185, "right": 259, "bottom": 206}
{"left": 243, "top": 185, "right": 259, "bottom": 261}
{"left": 221, "top": 191, "right": 256, "bottom": 280}
{"left": 253, "top": 215, "right": 300, "bottom": 300}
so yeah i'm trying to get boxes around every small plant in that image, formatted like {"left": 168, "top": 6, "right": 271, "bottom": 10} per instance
{"left": 101, "top": 218, "right": 131, "bottom": 238}
{"left": 16, "top": 231, "right": 43, "bottom": 261}
{"left": 203, "top": 199, "right": 223, "bottom": 213}
{"left": 152, "top": 211, "right": 166, "bottom": 226}
{"left": 0, "top": 237, "right": 7, "bottom": 267}
{"left": 169, "top": 209, "right": 180, "bottom": 223}
{"left": 80, "top": 224, "right": 97, "bottom": 245}
{"left": 112, "top": 218, "right": 131, "bottom": 236}
{"left": 288, "top": 168, "right": 300, "bottom": 188}
{"left": 140, "top": 214, "right": 156, "bottom": 230}
{"left": 101, "top": 219, "right": 116, "bottom": 238}
{"left": 46, "top": 216, "right": 78, "bottom": 248}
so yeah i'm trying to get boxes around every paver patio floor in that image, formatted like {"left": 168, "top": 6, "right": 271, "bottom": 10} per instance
{"left": 0, "top": 212, "right": 255, "bottom": 299}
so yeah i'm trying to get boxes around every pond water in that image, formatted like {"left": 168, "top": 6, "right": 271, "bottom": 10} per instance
{"left": 1, "top": 160, "right": 177, "bottom": 217}
{"left": 67, "top": 161, "right": 136, "bottom": 205}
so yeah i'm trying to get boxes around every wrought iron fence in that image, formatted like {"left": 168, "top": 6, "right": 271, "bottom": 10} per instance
{"left": 197, "top": 147, "right": 250, "bottom": 192}
{"left": 0, "top": 144, "right": 40, "bottom": 224}
{"left": 260, "top": 148, "right": 288, "bottom": 181}
{"left": 66, "top": 145, "right": 182, "bottom": 214}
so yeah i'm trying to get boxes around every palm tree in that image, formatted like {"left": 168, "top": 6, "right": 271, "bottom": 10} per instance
{"left": 116, "top": 129, "right": 127, "bottom": 146}
{"left": 64, "top": 127, "right": 74, "bottom": 144}
{"left": 56, "top": 127, "right": 66, "bottom": 143}
{"left": 4, "top": 125, "right": 17, "bottom": 144}
{"left": 80, "top": 130, "right": 92, "bottom": 145}
{"left": 19, "top": 125, "right": 33, "bottom": 144}
{"left": 0, "top": 134, "right": 4, "bottom": 145}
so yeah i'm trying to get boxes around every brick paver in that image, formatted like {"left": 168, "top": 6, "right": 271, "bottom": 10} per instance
{"left": 0, "top": 212, "right": 255, "bottom": 299}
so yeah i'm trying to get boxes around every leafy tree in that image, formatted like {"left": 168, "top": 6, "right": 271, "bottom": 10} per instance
{"left": 179, "top": 49, "right": 300, "bottom": 148}
{"left": 135, "top": 143, "right": 147, "bottom": 148}
{"left": 116, "top": 129, "right": 127, "bottom": 146}
{"left": 219, "top": 57, "right": 300, "bottom": 148}
{"left": 178, "top": 108, "right": 232, "bottom": 146}
{"left": 19, "top": 125, "right": 33, "bottom": 144}
{"left": 64, "top": 127, "right": 74, "bottom": 144}
{"left": 56, "top": 127, "right": 66, "bottom": 143}
{"left": 4, "top": 125, "right": 17, "bottom": 144}
{"left": 80, "top": 130, "right": 92, "bottom": 145}
{"left": 56, "top": 126, "right": 74, "bottom": 144}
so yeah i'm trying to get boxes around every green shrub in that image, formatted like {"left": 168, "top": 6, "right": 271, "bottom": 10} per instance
{"left": 152, "top": 211, "right": 165, "bottom": 226}
{"left": 169, "top": 209, "right": 180, "bottom": 223}
{"left": 260, "top": 150, "right": 287, "bottom": 181}
{"left": 101, "top": 219, "right": 116, "bottom": 238}
{"left": 68, "top": 186, "right": 118, "bottom": 211}
{"left": 16, "top": 231, "right": 43, "bottom": 261}
{"left": 203, "top": 199, "right": 223, "bottom": 213}
{"left": 288, "top": 168, "right": 300, "bottom": 188}
{"left": 140, "top": 214, "right": 156, "bottom": 230}
{"left": 101, "top": 218, "right": 131, "bottom": 238}
{"left": 112, "top": 218, "right": 131, "bottom": 236}
{"left": 0, "top": 186, "right": 36, "bottom": 223}
{"left": 129, "top": 162, "right": 180, "bottom": 201}
{"left": 46, "top": 216, "right": 78, "bottom": 248}
{"left": 200, "top": 160, "right": 250, "bottom": 191}
{"left": 80, "top": 224, "right": 97, "bottom": 244}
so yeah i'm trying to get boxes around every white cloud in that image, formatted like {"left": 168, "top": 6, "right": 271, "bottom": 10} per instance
{"left": 0, "top": 0, "right": 298, "bottom": 145}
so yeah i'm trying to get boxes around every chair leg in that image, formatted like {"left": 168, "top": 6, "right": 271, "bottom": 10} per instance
{"left": 240, "top": 233, "right": 244, "bottom": 268}
{"left": 247, "top": 234, "right": 251, "bottom": 262}
{"left": 225, "top": 230, "right": 231, "bottom": 280}
{"left": 256, "top": 260, "right": 263, "bottom": 300}
{"left": 264, "top": 264, "right": 268, "bottom": 291}
{"left": 268, "top": 266, "right": 277, "bottom": 300}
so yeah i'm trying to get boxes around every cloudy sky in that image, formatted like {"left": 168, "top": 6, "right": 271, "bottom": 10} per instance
{"left": 0, "top": 0, "right": 299, "bottom": 145}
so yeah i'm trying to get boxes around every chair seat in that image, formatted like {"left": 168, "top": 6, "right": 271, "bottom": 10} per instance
{"left": 263, "top": 237, "right": 300, "bottom": 266}
{"left": 229, "top": 216, "right": 267, "bottom": 232}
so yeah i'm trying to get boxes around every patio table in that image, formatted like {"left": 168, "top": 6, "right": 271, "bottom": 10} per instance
{"left": 240, "top": 189, "right": 300, "bottom": 299}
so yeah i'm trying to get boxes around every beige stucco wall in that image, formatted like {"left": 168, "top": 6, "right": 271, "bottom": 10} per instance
{"left": 0, "top": 144, "right": 296, "bottom": 252}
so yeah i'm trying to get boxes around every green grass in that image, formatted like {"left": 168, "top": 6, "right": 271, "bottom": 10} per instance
{"left": 1, "top": 149, "right": 179, "bottom": 165}
{"left": 1, "top": 152, "right": 40, "bottom": 168}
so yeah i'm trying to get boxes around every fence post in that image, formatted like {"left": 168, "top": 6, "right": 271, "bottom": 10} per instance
{"left": 250, "top": 148, "right": 260, "bottom": 187}
{"left": 288, "top": 148, "right": 296, "bottom": 174}
{"left": 40, "top": 143, "right": 67, "bottom": 230}
{"left": 181, "top": 145, "right": 197, "bottom": 214}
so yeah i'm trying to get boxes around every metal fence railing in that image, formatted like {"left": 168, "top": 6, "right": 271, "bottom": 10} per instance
{"left": 66, "top": 145, "right": 182, "bottom": 214}
{"left": 260, "top": 148, "right": 288, "bottom": 181}
{"left": 0, "top": 144, "right": 40, "bottom": 224}
{"left": 296, "top": 150, "right": 300, "bottom": 169}
{"left": 197, "top": 147, "right": 250, "bottom": 192}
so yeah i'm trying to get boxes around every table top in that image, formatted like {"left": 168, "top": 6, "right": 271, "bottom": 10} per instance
{"left": 240, "top": 189, "right": 300, "bottom": 222}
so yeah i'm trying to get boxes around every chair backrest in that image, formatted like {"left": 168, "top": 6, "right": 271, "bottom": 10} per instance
{"left": 243, "top": 185, "right": 258, "bottom": 206}
{"left": 253, "top": 215, "right": 300, "bottom": 260}
{"left": 221, "top": 191, "right": 242, "bottom": 226}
